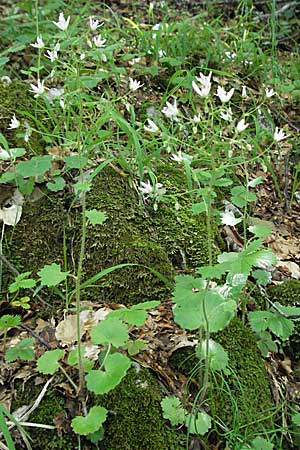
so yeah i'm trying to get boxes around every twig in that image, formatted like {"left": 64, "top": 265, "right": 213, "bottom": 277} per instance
{"left": 6, "top": 422, "right": 55, "bottom": 430}
{"left": 20, "top": 323, "right": 52, "bottom": 350}
{"left": 258, "top": 285, "right": 300, "bottom": 319}
{"left": 0, "top": 252, "right": 51, "bottom": 307}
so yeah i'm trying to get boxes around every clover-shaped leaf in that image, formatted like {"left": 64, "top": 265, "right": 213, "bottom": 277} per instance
{"left": 71, "top": 406, "right": 107, "bottom": 436}
{"left": 36, "top": 349, "right": 64, "bottom": 374}
{"left": 38, "top": 263, "right": 69, "bottom": 287}
{"left": 5, "top": 338, "right": 35, "bottom": 362}
{"left": 85, "top": 353, "right": 130, "bottom": 394}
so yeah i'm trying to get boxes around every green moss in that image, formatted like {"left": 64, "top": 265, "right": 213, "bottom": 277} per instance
{"left": 0, "top": 80, "right": 39, "bottom": 150}
{"left": 211, "top": 318, "right": 274, "bottom": 434}
{"left": 5, "top": 165, "right": 218, "bottom": 306}
{"left": 12, "top": 368, "right": 183, "bottom": 450}
{"left": 169, "top": 318, "right": 274, "bottom": 436}
{"left": 268, "top": 280, "right": 300, "bottom": 360}
{"left": 98, "top": 367, "right": 183, "bottom": 450}
{"left": 12, "top": 381, "right": 77, "bottom": 450}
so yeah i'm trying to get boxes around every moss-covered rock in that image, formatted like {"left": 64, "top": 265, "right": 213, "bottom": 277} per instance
{"left": 210, "top": 318, "right": 273, "bottom": 433}
{"left": 12, "top": 368, "right": 183, "bottom": 450}
{"left": 268, "top": 280, "right": 300, "bottom": 360}
{"left": 4, "top": 165, "right": 217, "bottom": 306}
{"left": 98, "top": 367, "right": 183, "bottom": 450}
{"left": 169, "top": 318, "right": 274, "bottom": 435}
{"left": 12, "top": 380, "right": 77, "bottom": 450}
{"left": 0, "top": 79, "right": 39, "bottom": 150}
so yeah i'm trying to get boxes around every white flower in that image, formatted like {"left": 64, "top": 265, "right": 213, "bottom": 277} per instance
{"left": 140, "top": 180, "right": 153, "bottom": 195}
{"left": 93, "top": 34, "right": 106, "bottom": 48}
{"left": 216, "top": 86, "right": 235, "bottom": 103}
{"left": 24, "top": 122, "right": 32, "bottom": 143}
{"left": 129, "top": 78, "right": 144, "bottom": 91}
{"left": 274, "top": 127, "right": 290, "bottom": 142}
{"left": 224, "top": 51, "right": 236, "bottom": 60}
{"left": 220, "top": 108, "right": 233, "bottom": 121}
{"left": 171, "top": 150, "right": 193, "bottom": 164}
{"left": 196, "top": 71, "right": 212, "bottom": 87}
{"left": 193, "top": 114, "right": 201, "bottom": 123}
{"left": 192, "top": 80, "right": 211, "bottom": 98}
{"left": 0, "top": 146, "right": 10, "bottom": 160}
{"left": 53, "top": 12, "right": 70, "bottom": 31}
{"left": 89, "top": 16, "right": 103, "bottom": 31}
{"left": 265, "top": 87, "right": 276, "bottom": 98}
{"left": 80, "top": 53, "right": 85, "bottom": 60}
{"left": 192, "top": 72, "right": 212, "bottom": 98}
{"left": 45, "top": 49, "right": 58, "bottom": 62}
{"left": 31, "top": 36, "right": 44, "bottom": 49}
{"left": 158, "top": 49, "right": 166, "bottom": 58}
{"left": 152, "top": 23, "right": 161, "bottom": 31}
{"left": 162, "top": 99, "right": 178, "bottom": 119}
{"left": 220, "top": 211, "right": 242, "bottom": 226}
{"left": 8, "top": 114, "right": 20, "bottom": 130}
{"left": 30, "top": 79, "right": 46, "bottom": 97}
{"left": 139, "top": 181, "right": 165, "bottom": 197}
{"left": 60, "top": 99, "right": 65, "bottom": 109}
{"left": 236, "top": 118, "right": 249, "bottom": 133}
{"left": 144, "top": 118, "right": 159, "bottom": 133}
{"left": 241, "top": 85, "right": 247, "bottom": 98}
{"left": 45, "top": 87, "right": 64, "bottom": 104}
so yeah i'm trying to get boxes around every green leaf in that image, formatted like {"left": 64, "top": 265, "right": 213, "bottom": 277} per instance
{"left": 108, "top": 300, "right": 160, "bottom": 326}
{"left": 252, "top": 269, "right": 272, "bottom": 286}
{"left": 0, "top": 314, "right": 21, "bottom": 330}
{"left": 197, "top": 339, "right": 228, "bottom": 372}
{"left": 274, "top": 302, "right": 300, "bottom": 316}
{"left": 38, "top": 263, "right": 69, "bottom": 287}
{"left": 257, "top": 331, "right": 277, "bottom": 357}
{"left": 5, "top": 338, "right": 35, "bottom": 362}
{"left": 123, "top": 339, "right": 148, "bottom": 356}
{"left": 36, "top": 349, "right": 64, "bottom": 374}
{"left": 74, "top": 181, "right": 91, "bottom": 194}
{"left": 161, "top": 396, "right": 185, "bottom": 426}
{"left": 64, "top": 155, "right": 88, "bottom": 169}
{"left": 71, "top": 406, "right": 107, "bottom": 436}
{"left": 191, "top": 202, "right": 206, "bottom": 215}
{"left": 46, "top": 176, "right": 66, "bottom": 192}
{"left": 9, "top": 272, "right": 36, "bottom": 293}
{"left": 172, "top": 277, "right": 236, "bottom": 331}
{"left": 267, "top": 314, "right": 294, "bottom": 341}
{"left": 249, "top": 310, "right": 294, "bottom": 340}
{"left": 91, "top": 317, "right": 129, "bottom": 347}
{"left": 85, "top": 353, "right": 131, "bottom": 394}
{"left": 67, "top": 349, "right": 94, "bottom": 372}
{"left": 251, "top": 436, "right": 273, "bottom": 450}
{"left": 291, "top": 412, "right": 300, "bottom": 427}
{"left": 185, "top": 411, "right": 211, "bottom": 435}
{"left": 248, "top": 224, "right": 273, "bottom": 238}
{"left": 16, "top": 156, "right": 52, "bottom": 177}
{"left": 85, "top": 209, "right": 107, "bottom": 225}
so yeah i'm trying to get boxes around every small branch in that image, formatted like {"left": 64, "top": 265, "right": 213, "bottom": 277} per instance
{"left": 20, "top": 324, "right": 52, "bottom": 350}
{"left": 258, "top": 285, "right": 300, "bottom": 319}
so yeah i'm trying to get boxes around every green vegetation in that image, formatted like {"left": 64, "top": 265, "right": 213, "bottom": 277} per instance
{"left": 1, "top": 0, "right": 300, "bottom": 449}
